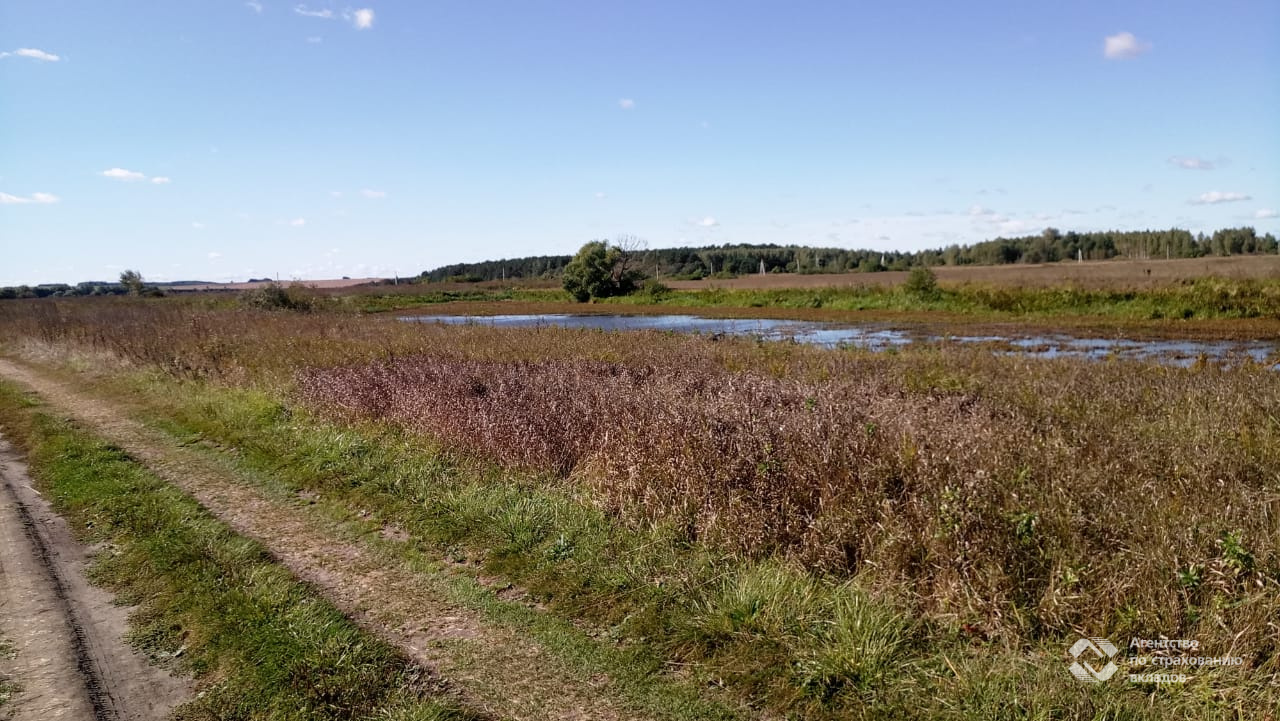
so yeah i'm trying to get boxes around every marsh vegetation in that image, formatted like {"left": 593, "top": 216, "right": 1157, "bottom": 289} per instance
{"left": 0, "top": 296, "right": 1276, "bottom": 718}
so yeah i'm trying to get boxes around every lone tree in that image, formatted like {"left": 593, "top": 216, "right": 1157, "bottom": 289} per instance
{"left": 562, "top": 238, "right": 645, "bottom": 302}
{"left": 119, "top": 269, "right": 145, "bottom": 295}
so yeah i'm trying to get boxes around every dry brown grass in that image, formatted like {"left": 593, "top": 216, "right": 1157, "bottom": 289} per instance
{"left": 2, "top": 298, "right": 1278, "bottom": 704}
{"left": 667, "top": 255, "right": 1280, "bottom": 290}
{"left": 293, "top": 347, "right": 1280, "bottom": 652}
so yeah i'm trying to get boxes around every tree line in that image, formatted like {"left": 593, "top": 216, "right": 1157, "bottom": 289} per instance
{"left": 418, "top": 227, "right": 1277, "bottom": 282}
{"left": 4, "top": 227, "right": 1275, "bottom": 299}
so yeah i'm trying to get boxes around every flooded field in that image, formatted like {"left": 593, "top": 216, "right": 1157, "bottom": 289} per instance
{"left": 404, "top": 313, "right": 1279, "bottom": 367}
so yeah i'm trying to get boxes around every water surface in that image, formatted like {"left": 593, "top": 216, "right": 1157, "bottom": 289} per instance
{"left": 402, "top": 313, "right": 1277, "bottom": 368}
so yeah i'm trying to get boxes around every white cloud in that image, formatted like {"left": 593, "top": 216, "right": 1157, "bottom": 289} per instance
{"left": 1168, "top": 155, "right": 1214, "bottom": 170}
{"left": 245, "top": 1, "right": 263, "bottom": 13}
{"left": 360, "top": 188, "right": 386, "bottom": 199}
{"left": 307, "top": 36, "right": 323, "bottom": 43}
{"left": 618, "top": 98, "right": 636, "bottom": 110}
{"left": 1, "top": 191, "right": 59, "bottom": 205}
{"left": 594, "top": 191, "right": 607, "bottom": 200}
{"left": 289, "top": 217, "right": 307, "bottom": 226}
{"left": 351, "top": 8, "right": 374, "bottom": 29}
{"left": 100, "top": 167, "right": 146, "bottom": 181}
{"left": 329, "top": 190, "right": 343, "bottom": 198}
{"left": 193, "top": 222, "right": 207, "bottom": 230}
{"left": 1189, "top": 191, "right": 1251, "bottom": 205}
{"left": 151, "top": 176, "right": 172, "bottom": 184}
{"left": 207, "top": 251, "right": 221, "bottom": 259}
{"left": 294, "top": 4, "right": 333, "bottom": 19}
{"left": 968, "top": 204, "right": 995, "bottom": 216}
{"left": 693, "top": 216, "right": 719, "bottom": 227}
{"left": 1104, "top": 32, "right": 1151, "bottom": 60}
{"left": 1, "top": 48, "right": 61, "bottom": 62}
{"left": 1256, "top": 209, "right": 1278, "bottom": 219}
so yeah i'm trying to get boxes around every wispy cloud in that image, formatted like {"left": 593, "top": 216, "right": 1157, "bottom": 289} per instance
{"left": 289, "top": 217, "right": 307, "bottom": 227}
{"left": 1256, "top": 209, "right": 1278, "bottom": 219}
{"left": 0, "top": 48, "right": 61, "bottom": 62}
{"left": 360, "top": 188, "right": 386, "bottom": 199}
{"left": 1, "top": 191, "right": 59, "bottom": 205}
{"left": 100, "top": 167, "right": 147, "bottom": 181}
{"left": 1189, "top": 191, "right": 1251, "bottom": 205}
{"left": 193, "top": 222, "right": 207, "bottom": 230}
{"left": 307, "top": 36, "right": 323, "bottom": 43}
{"left": 245, "top": 1, "right": 263, "bottom": 14}
{"left": 1168, "top": 156, "right": 1215, "bottom": 170}
{"left": 618, "top": 98, "right": 636, "bottom": 110}
{"left": 692, "top": 216, "right": 719, "bottom": 227}
{"left": 1104, "top": 31, "right": 1151, "bottom": 60}
{"left": 101, "top": 167, "right": 174, "bottom": 184}
{"left": 294, "top": 4, "right": 333, "bottom": 19}
{"left": 207, "top": 251, "right": 221, "bottom": 259}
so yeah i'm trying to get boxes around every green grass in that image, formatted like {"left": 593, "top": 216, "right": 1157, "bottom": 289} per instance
{"left": 0, "top": 635, "right": 18, "bottom": 710}
{"left": 349, "top": 276, "right": 1280, "bottom": 320}
{"left": 0, "top": 380, "right": 481, "bottom": 721}
{"left": 342, "top": 288, "right": 562, "bottom": 313}
{"left": 596, "top": 277, "right": 1280, "bottom": 319}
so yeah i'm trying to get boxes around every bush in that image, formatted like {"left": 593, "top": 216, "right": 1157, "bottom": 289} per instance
{"left": 563, "top": 241, "right": 644, "bottom": 302}
{"left": 239, "top": 283, "right": 321, "bottom": 312}
{"left": 902, "top": 266, "right": 939, "bottom": 299}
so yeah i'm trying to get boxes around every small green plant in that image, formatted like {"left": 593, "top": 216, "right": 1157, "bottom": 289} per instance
{"left": 1178, "top": 563, "right": 1204, "bottom": 590}
{"left": 1011, "top": 511, "right": 1038, "bottom": 544}
{"left": 1220, "top": 530, "right": 1255, "bottom": 575}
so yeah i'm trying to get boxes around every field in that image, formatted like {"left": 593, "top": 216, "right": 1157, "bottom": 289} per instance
{"left": 0, "top": 288, "right": 1277, "bottom": 719}
{"left": 663, "top": 255, "right": 1280, "bottom": 290}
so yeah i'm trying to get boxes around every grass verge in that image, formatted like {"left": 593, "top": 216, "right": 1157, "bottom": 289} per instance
{"left": 0, "top": 379, "right": 481, "bottom": 721}
{"left": 0, "top": 635, "right": 18, "bottom": 711}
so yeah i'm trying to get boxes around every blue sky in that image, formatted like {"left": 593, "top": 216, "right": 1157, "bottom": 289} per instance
{"left": 2, "top": 1, "right": 1277, "bottom": 284}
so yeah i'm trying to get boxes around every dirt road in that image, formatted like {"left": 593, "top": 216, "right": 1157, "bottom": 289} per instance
{"left": 0, "top": 358, "right": 733, "bottom": 721}
{"left": 0, "top": 438, "right": 189, "bottom": 720}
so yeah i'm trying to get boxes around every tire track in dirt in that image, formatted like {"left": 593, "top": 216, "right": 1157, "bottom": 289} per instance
{"left": 0, "top": 358, "right": 701, "bottom": 721}
{"left": 0, "top": 438, "right": 190, "bottom": 721}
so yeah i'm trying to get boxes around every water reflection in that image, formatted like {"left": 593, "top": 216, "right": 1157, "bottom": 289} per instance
{"left": 400, "top": 314, "right": 1276, "bottom": 368}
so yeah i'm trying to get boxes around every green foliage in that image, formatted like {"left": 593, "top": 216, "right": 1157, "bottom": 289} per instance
{"left": 120, "top": 269, "right": 145, "bottom": 295}
{"left": 239, "top": 282, "right": 322, "bottom": 312}
{"left": 417, "top": 227, "right": 1279, "bottom": 283}
{"left": 902, "top": 266, "right": 939, "bottom": 299}
{"left": 561, "top": 240, "right": 644, "bottom": 302}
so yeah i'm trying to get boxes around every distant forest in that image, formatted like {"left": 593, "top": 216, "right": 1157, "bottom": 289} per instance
{"left": 5, "top": 226, "right": 1276, "bottom": 299}
{"left": 421, "top": 226, "right": 1277, "bottom": 282}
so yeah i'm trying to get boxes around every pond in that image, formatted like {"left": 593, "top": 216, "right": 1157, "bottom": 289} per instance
{"left": 400, "top": 313, "right": 1278, "bottom": 368}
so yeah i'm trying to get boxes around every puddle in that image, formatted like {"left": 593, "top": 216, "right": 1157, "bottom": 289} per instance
{"left": 401, "top": 314, "right": 1278, "bottom": 368}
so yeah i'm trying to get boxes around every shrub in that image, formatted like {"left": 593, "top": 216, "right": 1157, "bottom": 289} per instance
{"left": 239, "top": 282, "right": 320, "bottom": 312}
{"left": 902, "top": 266, "right": 939, "bottom": 299}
